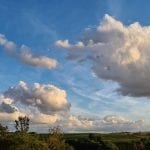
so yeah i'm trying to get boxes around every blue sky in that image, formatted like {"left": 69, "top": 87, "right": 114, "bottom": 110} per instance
{"left": 0, "top": 0, "right": 150, "bottom": 132}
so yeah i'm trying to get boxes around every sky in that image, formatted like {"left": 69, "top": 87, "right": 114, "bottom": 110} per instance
{"left": 0, "top": 0, "right": 150, "bottom": 132}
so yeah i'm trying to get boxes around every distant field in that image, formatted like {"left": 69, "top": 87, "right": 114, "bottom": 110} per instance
{"left": 64, "top": 132, "right": 149, "bottom": 139}
{"left": 40, "top": 132, "right": 150, "bottom": 142}
{"left": 1, "top": 132, "right": 150, "bottom": 149}
{"left": 62, "top": 132, "right": 150, "bottom": 150}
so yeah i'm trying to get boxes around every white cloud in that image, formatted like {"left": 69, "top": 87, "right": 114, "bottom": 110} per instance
{"left": 0, "top": 85, "right": 144, "bottom": 132}
{"left": 103, "top": 115, "right": 130, "bottom": 124}
{"left": 67, "top": 115, "right": 93, "bottom": 129}
{"left": 19, "top": 45, "right": 58, "bottom": 69}
{"left": 0, "top": 112, "right": 25, "bottom": 121}
{"left": 0, "top": 34, "right": 16, "bottom": 53}
{"left": 0, "top": 34, "right": 58, "bottom": 69}
{"left": 55, "top": 14, "right": 150, "bottom": 97}
{"left": 99, "top": 115, "right": 144, "bottom": 132}
{"left": 55, "top": 40, "right": 71, "bottom": 48}
{"left": 30, "top": 113, "right": 59, "bottom": 124}
{"left": 58, "top": 115, "right": 144, "bottom": 133}
{"left": 55, "top": 39, "right": 84, "bottom": 49}
{"left": 0, "top": 81, "right": 144, "bottom": 132}
{"left": 0, "top": 81, "right": 71, "bottom": 126}
{"left": 4, "top": 81, "right": 70, "bottom": 114}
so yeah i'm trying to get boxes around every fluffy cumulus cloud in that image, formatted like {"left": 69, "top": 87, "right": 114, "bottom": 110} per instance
{"left": 0, "top": 34, "right": 58, "bottom": 69}
{"left": 0, "top": 81, "right": 70, "bottom": 125}
{"left": 55, "top": 14, "right": 150, "bottom": 97}
{"left": 4, "top": 81, "right": 70, "bottom": 114}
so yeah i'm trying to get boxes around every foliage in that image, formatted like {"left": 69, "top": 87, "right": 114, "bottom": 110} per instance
{"left": 88, "top": 133, "right": 102, "bottom": 142}
{"left": 15, "top": 116, "right": 30, "bottom": 133}
{"left": 0, "top": 133, "right": 48, "bottom": 150}
{"left": 1, "top": 118, "right": 150, "bottom": 150}
{"left": 101, "top": 141, "right": 119, "bottom": 150}
{"left": 48, "top": 126, "right": 73, "bottom": 150}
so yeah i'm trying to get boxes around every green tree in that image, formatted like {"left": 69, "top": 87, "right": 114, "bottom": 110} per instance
{"left": 15, "top": 116, "right": 30, "bottom": 133}
{"left": 48, "top": 126, "right": 73, "bottom": 150}
{"left": 8, "top": 133, "right": 48, "bottom": 150}
{"left": 89, "top": 133, "right": 102, "bottom": 142}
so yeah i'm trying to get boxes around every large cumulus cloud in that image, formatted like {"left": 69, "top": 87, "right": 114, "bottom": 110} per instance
{"left": 0, "top": 34, "right": 58, "bottom": 69}
{"left": 55, "top": 14, "right": 150, "bottom": 97}
{"left": 4, "top": 81, "right": 70, "bottom": 114}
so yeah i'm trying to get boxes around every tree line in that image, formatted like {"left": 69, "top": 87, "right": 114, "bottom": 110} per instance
{"left": 0, "top": 116, "right": 150, "bottom": 150}
{"left": 0, "top": 116, "right": 73, "bottom": 150}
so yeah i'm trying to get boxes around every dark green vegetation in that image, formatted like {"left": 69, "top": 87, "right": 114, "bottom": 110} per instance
{"left": 0, "top": 116, "right": 73, "bottom": 150}
{"left": 0, "top": 116, "right": 150, "bottom": 149}
{"left": 64, "top": 132, "right": 150, "bottom": 150}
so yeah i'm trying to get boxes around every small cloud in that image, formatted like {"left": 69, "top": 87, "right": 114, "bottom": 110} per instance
{"left": 0, "top": 34, "right": 16, "bottom": 53}
{"left": 19, "top": 45, "right": 58, "bottom": 69}
{"left": 55, "top": 39, "right": 84, "bottom": 49}
{"left": 55, "top": 40, "right": 71, "bottom": 48}
{"left": 0, "top": 34, "right": 58, "bottom": 69}
{"left": 103, "top": 115, "right": 131, "bottom": 124}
